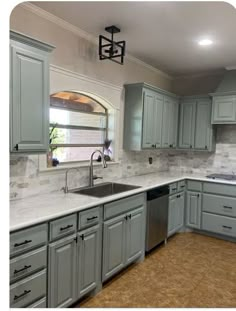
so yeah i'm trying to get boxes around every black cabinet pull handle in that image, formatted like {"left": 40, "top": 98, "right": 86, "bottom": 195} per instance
{"left": 152, "top": 144, "right": 155, "bottom": 148}
{"left": 205, "top": 145, "right": 207, "bottom": 149}
{"left": 15, "top": 144, "right": 19, "bottom": 151}
{"left": 180, "top": 185, "right": 185, "bottom": 188}
{"left": 60, "top": 224, "right": 73, "bottom": 231}
{"left": 190, "top": 145, "right": 192, "bottom": 148}
{"left": 14, "top": 240, "right": 32, "bottom": 247}
{"left": 87, "top": 216, "right": 98, "bottom": 221}
{"left": 14, "top": 290, "right": 31, "bottom": 301}
{"left": 74, "top": 236, "right": 78, "bottom": 243}
{"left": 222, "top": 225, "right": 232, "bottom": 230}
{"left": 80, "top": 234, "right": 84, "bottom": 240}
{"left": 124, "top": 215, "right": 128, "bottom": 220}
{"left": 169, "top": 144, "right": 173, "bottom": 148}
{"left": 14, "top": 265, "right": 31, "bottom": 274}
{"left": 129, "top": 214, "right": 132, "bottom": 219}
{"left": 172, "top": 188, "right": 177, "bottom": 191}
{"left": 223, "top": 206, "right": 232, "bottom": 209}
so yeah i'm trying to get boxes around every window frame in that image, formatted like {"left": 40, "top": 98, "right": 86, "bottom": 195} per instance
{"left": 49, "top": 91, "right": 109, "bottom": 163}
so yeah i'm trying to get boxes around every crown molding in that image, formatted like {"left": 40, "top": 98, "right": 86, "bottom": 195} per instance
{"left": 20, "top": 2, "right": 173, "bottom": 81}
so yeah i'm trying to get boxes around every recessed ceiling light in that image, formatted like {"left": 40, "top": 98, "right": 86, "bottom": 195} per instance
{"left": 198, "top": 39, "right": 213, "bottom": 46}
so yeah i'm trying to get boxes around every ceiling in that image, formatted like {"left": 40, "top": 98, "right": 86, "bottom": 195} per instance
{"left": 32, "top": 1, "right": 236, "bottom": 76}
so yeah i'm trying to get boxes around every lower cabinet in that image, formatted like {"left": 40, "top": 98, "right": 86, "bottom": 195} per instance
{"left": 186, "top": 191, "right": 202, "bottom": 229}
{"left": 102, "top": 206, "right": 145, "bottom": 282}
{"left": 168, "top": 192, "right": 185, "bottom": 237}
{"left": 48, "top": 235, "right": 77, "bottom": 308}
{"left": 77, "top": 225, "right": 100, "bottom": 297}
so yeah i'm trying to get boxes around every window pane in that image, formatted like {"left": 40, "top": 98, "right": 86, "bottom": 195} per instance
{"left": 50, "top": 108, "right": 106, "bottom": 128}
{"left": 53, "top": 146, "right": 104, "bottom": 162}
{"left": 51, "top": 128, "right": 105, "bottom": 145}
{"left": 50, "top": 91, "right": 106, "bottom": 113}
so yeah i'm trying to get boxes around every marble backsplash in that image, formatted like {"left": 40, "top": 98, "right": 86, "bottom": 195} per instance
{"left": 10, "top": 125, "right": 236, "bottom": 200}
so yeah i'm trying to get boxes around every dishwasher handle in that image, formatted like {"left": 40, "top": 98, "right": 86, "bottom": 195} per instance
{"left": 147, "top": 186, "right": 169, "bottom": 200}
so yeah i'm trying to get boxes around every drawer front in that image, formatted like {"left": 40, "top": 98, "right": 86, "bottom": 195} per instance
{"left": 49, "top": 214, "right": 77, "bottom": 241}
{"left": 79, "top": 206, "right": 100, "bottom": 230}
{"left": 187, "top": 180, "right": 202, "bottom": 192}
{"left": 203, "top": 194, "right": 236, "bottom": 217}
{"left": 203, "top": 182, "right": 236, "bottom": 197}
{"left": 28, "top": 297, "right": 46, "bottom": 308}
{"left": 177, "top": 180, "right": 185, "bottom": 192}
{"left": 202, "top": 212, "right": 236, "bottom": 238}
{"left": 104, "top": 193, "right": 145, "bottom": 220}
{"left": 10, "top": 246, "right": 47, "bottom": 283}
{"left": 10, "top": 224, "right": 47, "bottom": 257}
{"left": 169, "top": 183, "right": 178, "bottom": 195}
{"left": 10, "top": 269, "right": 46, "bottom": 308}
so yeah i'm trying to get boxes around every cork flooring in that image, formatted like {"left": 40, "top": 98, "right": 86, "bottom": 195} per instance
{"left": 79, "top": 233, "right": 236, "bottom": 308}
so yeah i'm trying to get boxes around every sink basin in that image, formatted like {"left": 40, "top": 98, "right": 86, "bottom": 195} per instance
{"left": 70, "top": 182, "right": 141, "bottom": 197}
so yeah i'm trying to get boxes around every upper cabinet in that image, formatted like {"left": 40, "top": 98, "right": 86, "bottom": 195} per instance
{"left": 211, "top": 95, "right": 236, "bottom": 124}
{"left": 178, "top": 96, "right": 215, "bottom": 152}
{"left": 123, "top": 83, "right": 179, "bottom": 151}
{"left": 10, "top": 31, "right": 55, "bottom": 153}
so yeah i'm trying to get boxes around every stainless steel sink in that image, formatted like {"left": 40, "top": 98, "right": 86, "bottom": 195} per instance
{"left": 70, "top": 182, "right": 141, "bottom": 197}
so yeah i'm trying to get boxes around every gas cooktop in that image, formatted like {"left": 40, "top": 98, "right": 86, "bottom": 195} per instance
{"left": 206, "top": 173, "right": 236, "bottom": 181}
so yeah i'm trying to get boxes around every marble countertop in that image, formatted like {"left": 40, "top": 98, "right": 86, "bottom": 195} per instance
{"left": 10, "top": 172, "right": 236, "bottom": 232}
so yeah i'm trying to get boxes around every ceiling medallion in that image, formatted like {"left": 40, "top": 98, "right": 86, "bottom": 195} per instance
{"left": 99, "top": 25, "right": 126, "bottom": 65}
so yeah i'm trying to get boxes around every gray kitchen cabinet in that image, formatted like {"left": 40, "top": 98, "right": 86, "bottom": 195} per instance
{"left": 77, "top": 225, "right": 100, "bottom": 298}
{"left": 178, "top": 96, "right": 215, "bottom": 151}
{"left": 123, "top": 83, "right": 179, "bottom": 151}
{"left": 161, "top": 96, "right": 179, "bottom": 148}
{"left": 142, "top": 90, "right": 163, "bottom": 149}
{"left": 126, "top": 207, "right": 145, "bottom": 265}
{"left": 10, "top": 30, "right": 54, "bottom": 153}
{"left": 48, "top": 235, "right": 77, "bottom": 308}
{"left": 186, "top": 191, "right": 202, "bottom": 229}
{"left": 178, "top": 100, "right": 196, "bottom": 149}
{"left": 168, "top": 192, "right": 184, "bottom": 237}
{"left": 211, "top": 95, "right": 236, "bottom": 124}
{"left": 102, "top": 214, "right": 126, "bottom": 281}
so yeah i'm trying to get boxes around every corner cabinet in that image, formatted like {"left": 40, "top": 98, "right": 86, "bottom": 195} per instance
{"left": 10, "top": 30, "right": 55, "bottom": 153}
{"left": 123, "top": 83, "right": 179, "bottom": 151}
{"left": 178, "top": 96, "right": 215, "bottom": 151}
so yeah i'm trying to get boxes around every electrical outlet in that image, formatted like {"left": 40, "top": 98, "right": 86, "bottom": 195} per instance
{"left": 148, "top": 157, "right": 153, "bottom": 164}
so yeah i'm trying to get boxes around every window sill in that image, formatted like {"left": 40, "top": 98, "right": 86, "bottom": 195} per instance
{"left": 39, "top": 160, "right": 121, "bottom": 173}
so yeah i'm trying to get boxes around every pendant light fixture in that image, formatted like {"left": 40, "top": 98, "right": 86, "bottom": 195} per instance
{"left": 99, "top": 25, "right": 126, "bottom": 65}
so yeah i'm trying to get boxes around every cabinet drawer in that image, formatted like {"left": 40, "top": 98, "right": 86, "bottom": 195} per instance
{"left": 78, "top": 206, "right": 100, "bottom": 230}
{"left": 177, "top": 180, "right": 185, "bottom": 192}
{"left": 10, "top": 224, "right": 47, "bottom": 257}
{"left": 169, "top": 183, "right": 178, "bottom": 195}
{"left": 202, "top": 194, "right": 236, "bottom": 217}
{"left": 10, "top": 269, "right": 46, "bottom": 308}
{"left": 202, "top": 212, "right": 236, "bottom": 238}
{"left": 104, "top": 193, "right": 145, "bottom": 220}
{"left": 203, "top": 182, "right": 236, "bottom": 196}
{"left": 10, "top": 246, "right": 47, "bottom": 283}
{"left": 49, "top": 214, "right": 77, "bottom": 241}
{"left": 187, "top": 180, "right": 202, "bottom": 192}
{"left": 28, "top": 297, "right": 46, "bottom": 308}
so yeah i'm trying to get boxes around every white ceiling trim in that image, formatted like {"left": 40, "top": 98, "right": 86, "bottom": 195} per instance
{"left": 20, "top": 2, "right": 173, "bottom": 81}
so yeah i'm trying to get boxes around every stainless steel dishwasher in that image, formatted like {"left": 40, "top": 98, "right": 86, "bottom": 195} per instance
{"left": 145, "top": 185, "right": 169, "bottom": 252}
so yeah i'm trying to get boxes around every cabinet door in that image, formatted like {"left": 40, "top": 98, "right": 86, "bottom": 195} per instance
{"left": 176, "top": 192, "right": 185, "bottom": 231}
{"left": 126, "top": 207, "right": 144, "bottom": 265}
{"left": 178, "top": 101, "right": 196, "bottom": 149}
{"left": 142, "top": 90, "right": 156, "bottom": 148}
{"left": 195, "top": 99, "right": 212, "bottom": 150}
{"left": 77, "top": 225, "right": 100, "bottom": 298}
{"left": 153, "top": 93, "right": 164, "bottom": 148}
{"left": 102, "top": 215, "right": 126, "bottom": 282}
{"left": 162, "top": 97, "right": 178, "bottom": 148}
{"left": 48, "top": 235, "right": 77, "bottom": 308}
{"left": 168, "top": 195, "right": 177, "bottom": 237}
{"left": 212, "top": 96, "right": 236, "bottom": 123}
{"left": 186, "top": 191, "right": 202, "bottom": 229}
{"left": 10, "top": 42, "right": 49, "bottom": 152}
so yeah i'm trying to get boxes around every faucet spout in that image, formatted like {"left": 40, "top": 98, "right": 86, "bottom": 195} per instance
{"left": 89, "top": 150, "right": 107, "bottom": 187}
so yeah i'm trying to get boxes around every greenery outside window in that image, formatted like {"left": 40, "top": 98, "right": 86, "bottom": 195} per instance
{"left": 49, "top": 91, "right": 108, "bottom": 163}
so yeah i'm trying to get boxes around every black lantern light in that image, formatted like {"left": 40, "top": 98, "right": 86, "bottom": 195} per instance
{"left": 99, "top": 25, "right": 126, "bottom": 65}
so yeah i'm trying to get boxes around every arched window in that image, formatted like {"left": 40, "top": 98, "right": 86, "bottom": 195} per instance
{"left": 49, "top": 91, "right": 109, "bottom": 163}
